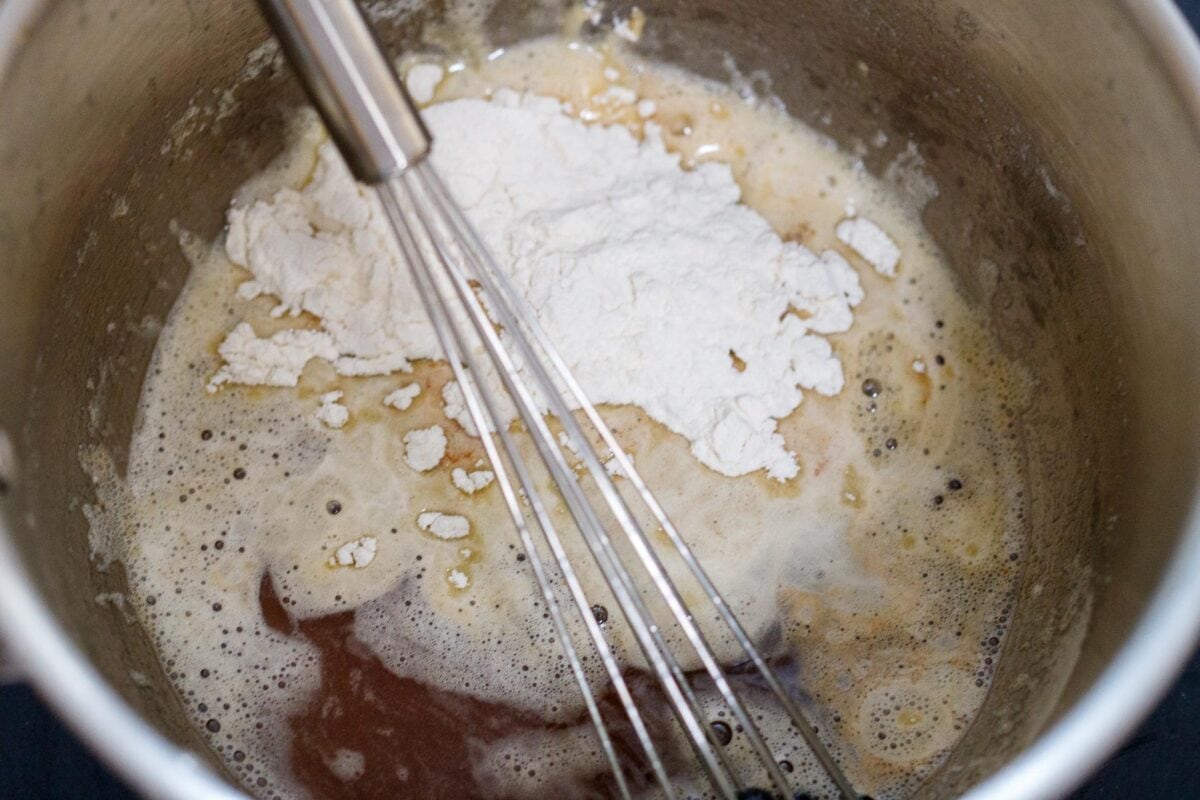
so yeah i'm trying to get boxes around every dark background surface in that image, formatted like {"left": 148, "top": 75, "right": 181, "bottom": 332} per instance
{"left": 2, "top": 1, "right": 1200, "bottom": 798}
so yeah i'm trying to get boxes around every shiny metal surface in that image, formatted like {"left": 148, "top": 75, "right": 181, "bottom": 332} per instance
{"left": 385, "top": 159, "right": 863, "bottom": 797}
{"left": 255, "top": 0, "right": 430, "bottom": 181}
{"left": 0, "top": 1, "right": 1197, "bottom": 799}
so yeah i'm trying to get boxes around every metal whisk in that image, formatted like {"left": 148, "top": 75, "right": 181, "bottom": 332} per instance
{"left": 258, "top": 2, "right": 866, "bottom": 798}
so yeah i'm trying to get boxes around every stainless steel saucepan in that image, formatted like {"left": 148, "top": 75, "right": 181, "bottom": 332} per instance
{"left": 1, "top": 1, "right": 1199, "bottom": 798}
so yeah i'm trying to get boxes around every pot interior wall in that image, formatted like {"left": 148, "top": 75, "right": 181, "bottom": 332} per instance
{"left": 2, "top": 0, "right": 1196, "bottom": 797}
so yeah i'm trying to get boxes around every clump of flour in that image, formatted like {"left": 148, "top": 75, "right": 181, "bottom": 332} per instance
{"left": 214, "top": 90, "right": 864, "bottom": 480}
{"left": 314, "top": 390, "right": 349, "bottom": 429}
{"left": 837, "top": 216, "right": 901, "bottom": 277}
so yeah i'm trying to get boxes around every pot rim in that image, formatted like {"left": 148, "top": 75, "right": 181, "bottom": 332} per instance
{"left": 0, "top": 2, "right": 1198, "bottom": 799}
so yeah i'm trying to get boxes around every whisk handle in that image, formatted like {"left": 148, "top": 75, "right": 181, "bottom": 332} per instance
{"left": 255, "top": 0, "right": 431, "bottom": 183}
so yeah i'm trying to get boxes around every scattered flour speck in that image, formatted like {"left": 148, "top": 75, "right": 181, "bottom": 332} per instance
{"left": 328, "top": 536, "right": 377, "bottom": 568}
{"left": 383, "top": 383, "right": 421, "bottom": 411}
{"left": 314, "top": 390, "right": 349, "bottom": 429}
{"left": 836, "top": 216, "right": 901, "bottom": 277}
{"left": 417, "top": 511, "right": 470, "bottom": 540}
{"left": 403, "top": 425, "right": 446, "bottom": 472}
{"left": 451, "top": 468, "right": 495, "bottom": 495}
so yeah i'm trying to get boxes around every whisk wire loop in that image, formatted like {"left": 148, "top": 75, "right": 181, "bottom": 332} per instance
{"left": 383, "top": 172, "right": 741, "bottom": 796}
{"left": 410, "top": 164, "right": 861, "bottom": 800}
{"left": 410, "top": 165, "right": 793, "bottom": 797}
{"left": 377, "top": 163, "right": 863, "bottom": 800}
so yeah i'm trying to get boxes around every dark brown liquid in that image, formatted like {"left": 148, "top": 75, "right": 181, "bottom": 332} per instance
{"left": 260, "top": 573, "right": 687, "bottom": 799}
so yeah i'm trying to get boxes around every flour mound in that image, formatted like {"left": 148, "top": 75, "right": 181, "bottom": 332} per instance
{"left": 216, "top": 90, "right": 863, "bottom": 479}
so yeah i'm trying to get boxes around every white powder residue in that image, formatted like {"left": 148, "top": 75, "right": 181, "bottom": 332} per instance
{"left": 613, "top": 7, "right": 646, "bottom": 42}
{"left": 94, "top": 592, "right": 130, "bottom": 619}
{"left": 403, "top": 425, "right": 446, "bottom": 472}
{"left": 451, "top": 467, "right": 495, "bottom": 494}
{"left": 417, "top": 511, "right": 470, "bottom": 539}
{"left": 884, "top": 141, "right": 940, "bottom": 209}
{"left": 441, "top": 380, "right": 479, "bottom": 436}
{"left": 110, "top": 194, "right": 130, "bottom": 219}
{"left": 383, "top": 382, "right": 421, "bottom": 411}
{"left": 557, "top": 431, "right": 581, "bottom": 458}
{"left": 328, "top": 536, "right": 377, "bottom": 568}
{"left": 597, "top": 85, "right": 637, "bottom": 105}
{"left": 604, "top": 452, "right": 629, "bottom": 478}
{"left": 405, "top": 63, "right": 444, "bottom": 105}
{"left": 326, "top": 748, "right": 366, "bottom": 782}
{"left": 213, "top": 91, "right": 867, "bottom": 480}
{"left": 314, "top": 390, "right": 349, "bottom": 429}
{"left": 836, "top": 216, "right": 901, "bottom": 277}
{"left": 447, "top": 569, "right": 470, "bottom": 589}
{"left": 207, "top": 323, "right": 338, "bottom": 392}
{"left": 332, "top": 352, "right": 413, "bottom": 377}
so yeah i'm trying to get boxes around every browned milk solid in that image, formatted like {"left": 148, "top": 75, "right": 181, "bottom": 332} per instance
{"left": 84, "top": 36, "right": 1032, "bottom": 800}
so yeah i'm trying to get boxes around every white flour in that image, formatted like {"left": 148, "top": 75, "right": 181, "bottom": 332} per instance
{"left": 404, "top": 62, "right": 445, "bottom": 105}
{"left": 214, "top": 90, "right": 865, "bottom": 480}
{"left": 314, "top": 389, "right": 349, "bottom": 429}
{"left": 451, "top": 467, "right": 495, "bottom": 494}
{"left": 207, "top": 322, "right": 339, "bottom": 390}
{"left": 836, "top": 216, "right": 901, "bottom": 277}
{"left": 382, "top": 382, "right": 420, "bottom": 411}
{"left": 328, "top": 535, "right": 377, "bottom": 568}
{"left": 403, "top": 424, "right": 447, "bottom": 471}
{"left": 441, "top": 380, "right": 477, "bottom": 436}
{"left": 417, "top": 511, "right": 471, "bottom": 539}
